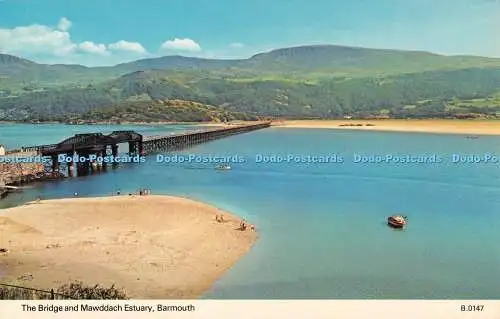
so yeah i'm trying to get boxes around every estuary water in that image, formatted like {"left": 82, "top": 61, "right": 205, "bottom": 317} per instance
{"left": 1, "top": 123, "right": 499, "bottom": 299}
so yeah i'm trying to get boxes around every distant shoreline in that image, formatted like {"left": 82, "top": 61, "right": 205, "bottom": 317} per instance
{"left": 0, "top": 195, "right": 257, "bottom": 299}
{"left": 4, "top": 118, "right": 500, "bottom": 135}
{"left": 273, "top": 119, "right": 500, "bottom": 135}
{"left": 0, "top": 120, "right": 229, "bottom": 126}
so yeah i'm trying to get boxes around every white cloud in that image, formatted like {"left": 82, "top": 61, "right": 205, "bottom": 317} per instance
{"left": 0, "top": 24, "right": 76, "bottom": 56}
{"left": 0, "top": 18, "right": 208, "bottom": 66}
{"left": 229, "top": 42, "right": 245, "bottom": 49}
{"left": 160, "top": 38, "right": 201, "bottom": 52}
{"left": 57, "top": 17, "right": 72, "bottom": 32}
{"left": 109, "top": 40, "right": 147, "bottom": 53}
{"left": 78, "top": 41, "right": 109, "bottom": 55}
{"left": 0, "top": 17, "right": 151, "bottom": 65}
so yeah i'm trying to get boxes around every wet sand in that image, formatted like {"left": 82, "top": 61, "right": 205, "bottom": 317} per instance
{"left": 0, "top": 195, "right": 257, "bottom": 299}
{"left": 274, "top": 120, "right": 500, "bottom": 135}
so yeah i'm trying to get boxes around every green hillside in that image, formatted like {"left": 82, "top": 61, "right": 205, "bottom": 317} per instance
{"left": 3, "top": 45, "right": 500, "bottom": 84}
{"left": 73, "top": 100, "right": 259, "bottom": 123}
{"left": 2, "top": 45, "right": 500, "bottom": 121}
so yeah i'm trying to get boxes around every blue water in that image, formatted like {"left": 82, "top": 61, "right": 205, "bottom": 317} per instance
{"left": 0, "top": 123, "right": 205, "bottom": 149}
{"left": 1, "top": 124, "right": 499, "bottom": 299}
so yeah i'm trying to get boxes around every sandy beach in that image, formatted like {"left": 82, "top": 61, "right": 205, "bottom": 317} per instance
{"left": 274, "top": 119, "right": 500, "bottom": 135}
{"left": 0, "top": 195, "right": 257, "bottom": 299}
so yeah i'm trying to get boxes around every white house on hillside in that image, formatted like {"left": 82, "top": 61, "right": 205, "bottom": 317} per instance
{"left": 0, "top": 145, "right": 5, "bottom": 156}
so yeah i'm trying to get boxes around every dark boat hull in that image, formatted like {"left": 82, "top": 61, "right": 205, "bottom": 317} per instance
{"left": 387, "top": 217, "right": 406, "bottom": 229}
{"left": 387, "top": 221, "right": 405, "bottom": 228}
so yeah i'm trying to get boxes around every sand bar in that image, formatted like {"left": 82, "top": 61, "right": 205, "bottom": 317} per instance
{"left": 0, "top": 195, "right": 257, "bottom": 299}
{"left": 274, "top": 120, "right": 500, "bottom": 135}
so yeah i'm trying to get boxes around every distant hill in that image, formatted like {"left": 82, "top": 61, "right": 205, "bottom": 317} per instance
{"left": 246, "top": 45, "right": 500, "bottom": 73}
{"left": 0, "top": 54, "right": 38, "bottom": 75}
{"left": 2, "top": 44, "right": 500, "bottom": 121}
{"left": 0, "top": 54, "right": 116, "bottom": 86}
{"left": 2, "top": 66, "right": 500, "bottom": 121}
{"left": 2, "top": 45, "right": 500, "bottom": 85}
{"left": 114, "top": 56, "right": 240, "bottom": 73}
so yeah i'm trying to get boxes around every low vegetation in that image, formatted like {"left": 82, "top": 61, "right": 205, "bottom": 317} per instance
{"left": 0, "top": 281, "right": 128, "bottom": 300}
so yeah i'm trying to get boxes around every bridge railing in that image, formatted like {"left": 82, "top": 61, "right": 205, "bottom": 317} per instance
{"left": 19, "top": 122, "right": 271, "bottom": 151}
{"left": 21, "top": 144, "right": 58, "bottom": 152}
{"left": 142, "top": 122, "right": 270, "bottom": 142}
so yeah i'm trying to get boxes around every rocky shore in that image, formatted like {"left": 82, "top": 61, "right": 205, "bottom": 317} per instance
{"left": 0, "top": 151, "right": 65, "bottom": 198}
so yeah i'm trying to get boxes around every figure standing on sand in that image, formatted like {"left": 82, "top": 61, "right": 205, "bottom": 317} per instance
{"left": 238, "top": 219, "right": 255, "bottom": 231}
{"left": 239, "top": 220, "right": 247, "bottom": 231}
{"left": 215, "top": 214, "right": 224, "bottom": 223}
{"left": 215, "top": 214, "right": 255, "bottom": 231}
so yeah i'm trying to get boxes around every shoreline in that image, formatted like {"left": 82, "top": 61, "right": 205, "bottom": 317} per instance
{"left": 0, "top": 121, "right": 232, "bottom": 126}
{"left": 0, "top": 195, "right": 257, "bottom": 299}
{"left": 5, "top": 119, "right": 500, "bottom": 135}
{"left": 273, "top": 119, "right": 500, "bottom": 135}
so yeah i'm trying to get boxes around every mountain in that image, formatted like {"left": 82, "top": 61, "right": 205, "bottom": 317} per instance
{"left": 2, "top": 66, "right": 500, "bottom": 121}
{"left": 0, "top": 54, "right": 118, "bottom": 87}
{"left": 0, "top": 54, "right": 38, "bottom": 75}
{"left": 3, "top": 44, "right": 500, "bottom": 86}
{"left": 111, "top": 45, "right": 500, "bottom": 75}
{"left": 113, "top": 55, "right": 241, "bottom": 73}
{"left": 247, "top": 45, "right": 500, "bottom": 73}
{"left": 2, "top": 44, "right": 500, "bottom": 121}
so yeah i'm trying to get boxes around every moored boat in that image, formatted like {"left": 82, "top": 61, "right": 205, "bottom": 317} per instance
{"left": 215, "top": 164, "right": 231, "bottom": 170}
{"left": 387, "top": 215, "right": 407, "bottom": 229}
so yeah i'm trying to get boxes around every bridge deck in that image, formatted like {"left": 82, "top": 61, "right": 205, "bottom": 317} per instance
{"left": 142, "top": 123, "right": 267, "bottom": 142}
{"left": 21, "top": 122, "right": 271, "bottom": 155}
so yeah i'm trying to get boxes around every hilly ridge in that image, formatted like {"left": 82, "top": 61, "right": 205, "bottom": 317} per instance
{"left": 2, "top": 44, "right": 500, "bottom": 121}
{"left": 3, "top": 45, "right": 500, "bottom": 81}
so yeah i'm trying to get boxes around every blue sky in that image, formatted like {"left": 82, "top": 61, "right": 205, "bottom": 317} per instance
{"left": 0, "top": 0, "right": 499, "bottom": 66}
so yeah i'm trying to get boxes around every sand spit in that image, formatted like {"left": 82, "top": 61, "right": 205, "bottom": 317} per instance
{"left": 0, "top": 195, "right": 257, "bottom": 299}
{"left": 274, "top": 119, "right": 500, "bottom": 135}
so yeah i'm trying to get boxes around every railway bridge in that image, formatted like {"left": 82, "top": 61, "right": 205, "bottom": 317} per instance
{"left": 20, "top": 122, "right": 271, "bottom": 176}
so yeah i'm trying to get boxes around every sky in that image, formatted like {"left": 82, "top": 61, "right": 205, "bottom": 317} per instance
{"left": 0, "top": 0, "right": 499, "bottom": 66}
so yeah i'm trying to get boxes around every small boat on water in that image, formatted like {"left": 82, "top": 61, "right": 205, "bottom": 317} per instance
{"left": 465, "top": 136, "right": 479, "bottom": 139}
{"left": 387, "top": 215, "right": 408, "bottom": 229}
{"left": 215, "top": 164, "right": 231, "bottom": 171}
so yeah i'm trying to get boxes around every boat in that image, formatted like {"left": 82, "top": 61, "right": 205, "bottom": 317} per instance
{"left": 215, "top": 164, "right": 231, "bottom": 170}
{"left": 465, "top": 136, "right": 479, "bottom": 139}
{"left": 387, "top": 215, "right": 407, "bottom": 229}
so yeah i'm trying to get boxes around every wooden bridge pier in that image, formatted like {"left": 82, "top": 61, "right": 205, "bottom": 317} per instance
{"left": 128, "top": 140, "right": 144, "bottom": 156}
{"left": 66, "top": 151, "right": 76, "bottom": 177}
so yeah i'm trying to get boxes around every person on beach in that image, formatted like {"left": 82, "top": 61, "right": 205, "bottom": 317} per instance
{"left": 215, "top": 214, "right": 224, "bottom": 223}
{"left": 239, "top": 220, "right": 247, "bottom": 231}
